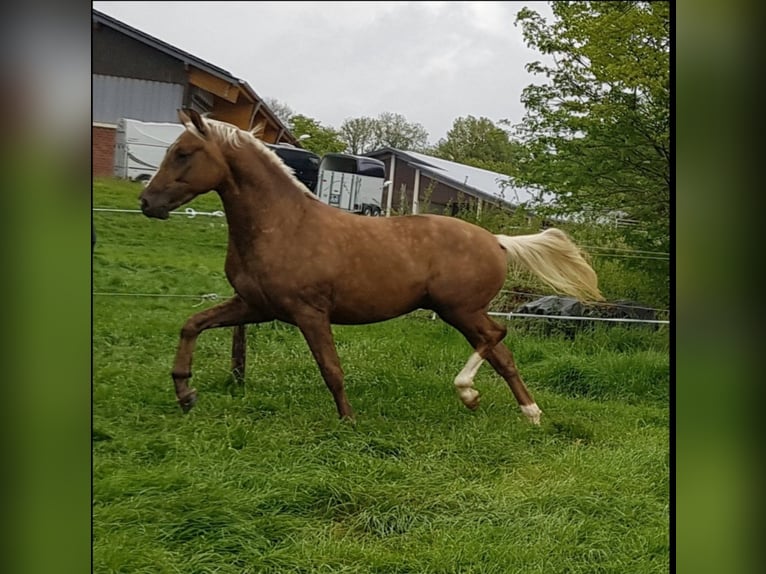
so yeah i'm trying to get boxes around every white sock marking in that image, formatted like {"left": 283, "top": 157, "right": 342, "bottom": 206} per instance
{"left": 520, "top": 403, "right": 542, "bottom": 425}
{"left": 454, "top": 352, "right": 483, "bottom": 405}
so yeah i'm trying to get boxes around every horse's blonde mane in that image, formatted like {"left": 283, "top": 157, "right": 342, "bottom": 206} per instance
{"left": 201, "top": 118, "right": 316, "bottom": 197}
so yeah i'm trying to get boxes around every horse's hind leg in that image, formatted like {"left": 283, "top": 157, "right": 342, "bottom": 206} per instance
{"left": 171, "top": 295, "right": 269, "bottom": 412}
{"left": 485, "top": 342, "right": 542, "bottom": 424}
{"left": 453, "top": 350, "right": 484, "bottom": 410}
{"left": 438, "top": 309, "right": 506, "bottom": 411}
{"left": 440, "top": 310, "right": 541, "bottom": 424}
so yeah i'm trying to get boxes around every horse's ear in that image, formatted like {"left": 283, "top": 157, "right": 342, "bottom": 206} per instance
{"left": 178, "top": 108, "right": 208, "bottom": 136}
{"left": 250, "top": 120, "right": 266, "bottom": 140}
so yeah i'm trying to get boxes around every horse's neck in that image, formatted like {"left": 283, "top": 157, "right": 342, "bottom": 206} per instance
{"left": 217, "top": 147, "right": 310, "bottom": 239}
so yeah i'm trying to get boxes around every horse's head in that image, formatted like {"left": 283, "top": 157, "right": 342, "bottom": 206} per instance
{"left": 139, "top": 108, "right": 229, "bottom": 219}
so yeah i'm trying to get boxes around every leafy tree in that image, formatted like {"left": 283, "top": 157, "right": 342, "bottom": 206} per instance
{"left": 338, "top": 112, "right": 429, "bottom": 153}
{"left": 288, "top": 114, "right": 346, "bottom": 156}
{"left": 263, "top": 99, "right": 344, "bottom": 155}
{"left": 373, "top": 112, "right": 429, "bottom": 152}
{"left": 512, "top": 1, "right": 670, "bottom": 252}
{"left": 263, "top": 97, "right": 295, "bottom": 125}
{"left": 432, "top": 115, "right": 523, "bottom": 174}
{"left": 339, "top": 117, "right": 377, "bottom": 155}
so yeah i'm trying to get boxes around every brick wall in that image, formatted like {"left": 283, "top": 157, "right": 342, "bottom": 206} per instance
{"left": 92, "top": 125, "right": 116, "bottom": 177}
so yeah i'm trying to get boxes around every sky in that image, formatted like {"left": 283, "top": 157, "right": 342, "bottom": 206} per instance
{"left": 93, "top": 1, "right": 554, "bottom": 144}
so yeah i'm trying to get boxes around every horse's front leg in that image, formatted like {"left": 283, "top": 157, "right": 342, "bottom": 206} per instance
{"left": 294, "top": 311, "right": 354, "bottom": 420}
{"left": 171, "top": 295, "right": 269, "bottom": 412}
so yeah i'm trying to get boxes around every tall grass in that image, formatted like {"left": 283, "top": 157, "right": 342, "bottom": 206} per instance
{"left": 93, "top": 178, "right": 669, "bottom": 573}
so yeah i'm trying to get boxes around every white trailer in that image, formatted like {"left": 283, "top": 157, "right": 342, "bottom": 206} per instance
{"left": 316, "top": 154, "right": 387, "bottom": 216}
{"left": 113, "top": 118, "right": 184, "bottom": 182}
{"left": 111, "top": 120, "right": 389, "bottom": 216}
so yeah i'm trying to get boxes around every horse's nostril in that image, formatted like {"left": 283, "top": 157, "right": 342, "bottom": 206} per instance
{"left": 140, "top": 197, "right": 148, "bottom": 211}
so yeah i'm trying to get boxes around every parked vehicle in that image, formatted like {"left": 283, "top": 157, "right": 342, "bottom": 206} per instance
{"left": 265, "top": 143, "right": 320, "bottom": 192}
{"left": 113, "top": 118, "right": 388, "bottom": 215}
{"left": 113, "top": 118, "right": 184, "bottom": 182}
{"left": 315, "top": 154, "right": 387, "bottom": 216}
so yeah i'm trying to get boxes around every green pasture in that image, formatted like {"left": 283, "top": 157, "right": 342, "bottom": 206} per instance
{"left": 93, "top": 179, "right": 669, "bottom": 573}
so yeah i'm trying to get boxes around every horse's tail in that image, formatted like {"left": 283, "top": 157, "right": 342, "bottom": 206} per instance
{"left": 495, "top": 228, "right": 604, "bottom": 302}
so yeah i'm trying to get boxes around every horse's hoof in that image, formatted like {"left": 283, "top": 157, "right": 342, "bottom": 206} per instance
{"left": 520, "top": 403, "right": 542, "bottom": 425}
{"left": 178, "top": 389, "right": 198, "bottom": 413}
{"left": 459, "top": 388, "right": 480, "bottom": 410}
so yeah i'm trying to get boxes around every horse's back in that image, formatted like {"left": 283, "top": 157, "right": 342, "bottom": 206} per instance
{"left": 402, "top": 214, "right": 509, "bottom": 310}
{"left": 313, "top": 209, "right": 504, "bottom": 270}
{"left": 306, "top": 209, "right": 508, "bottom": 320}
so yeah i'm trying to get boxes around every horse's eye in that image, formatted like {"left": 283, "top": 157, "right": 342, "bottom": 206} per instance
{"left": 177, "top": 151, "right": 190, "bottom": 160}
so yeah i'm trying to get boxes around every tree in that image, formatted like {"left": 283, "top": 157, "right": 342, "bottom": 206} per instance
{"left": 262, "top": 99, "right": 344, "bottom": 155}
{"left": 338, "top": 112, "right": 429, "bottom": 154}
{"left": 432, "top": 115, "right": 523, "bottom": 174}
{"left": 339, "top": 117, "right": 377, "bottom": 155}
{"left": 288, "top": 114, "right": 346, "bottom": 156}
{"left": 513, "top": 1, "right": 670, "bottom": 252}
{"left": 263, "top": 97, "right": 294, "bottom": 125}
{"left": 373, "top": 112, "right": 429, "bottom": 152}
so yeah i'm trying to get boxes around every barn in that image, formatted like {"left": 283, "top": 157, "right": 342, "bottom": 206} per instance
{"left": 92, "top": 8, "right": 299, "bottom": 178}
{"left": 365, "top": 148, "right": 543, "bottom": 216}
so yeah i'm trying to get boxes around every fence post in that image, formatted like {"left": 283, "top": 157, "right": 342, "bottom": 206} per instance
{"left": 231, "top": 325, "right": 247, "bottom": 386}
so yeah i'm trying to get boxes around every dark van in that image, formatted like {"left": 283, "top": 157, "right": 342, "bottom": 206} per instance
{"left": 265, "top": 143, "right": 321, "bottom": 192}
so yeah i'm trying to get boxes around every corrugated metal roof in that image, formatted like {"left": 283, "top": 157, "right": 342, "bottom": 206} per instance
{"left": 366, "top": 148, "right": 549, "bottom": 208}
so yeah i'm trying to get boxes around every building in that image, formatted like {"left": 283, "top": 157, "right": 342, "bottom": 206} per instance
{"left": 364, "top": 148, "right": 545, "bottom": 216}
{"left": 92, "top": 8, "right": 299, "bottom": 177}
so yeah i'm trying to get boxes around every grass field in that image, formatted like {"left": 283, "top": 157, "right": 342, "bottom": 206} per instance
{"left": 93, "top": 179, "right": 669, "bottom": 573}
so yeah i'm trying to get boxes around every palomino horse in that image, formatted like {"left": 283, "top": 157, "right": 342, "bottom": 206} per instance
{"left": 140, "top": 109, "right": 603, "bottom": 424}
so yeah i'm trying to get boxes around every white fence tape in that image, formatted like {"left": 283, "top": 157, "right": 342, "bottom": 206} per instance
{"left": 93, "top": 207, "right": 224, "bottom": 218}
{"left": 488, "top": 311, "right": 669, "bottom": 325}
{"left": 93, "top": 292, "right": 669, "bottom": 325}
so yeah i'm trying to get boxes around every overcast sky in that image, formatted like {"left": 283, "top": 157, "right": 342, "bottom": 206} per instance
{"left": 93, "top": 1, "right": 554, "bottom": 144}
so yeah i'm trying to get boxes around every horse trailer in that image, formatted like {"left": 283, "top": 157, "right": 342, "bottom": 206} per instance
{"left": 112, "top": 118, "right": 388, "bottom": 216}
{"left": 113, "top": 118, "right": 184, "bottom": 182}
{"left": 315, "top": 154, "right": 387, "bottom": 216}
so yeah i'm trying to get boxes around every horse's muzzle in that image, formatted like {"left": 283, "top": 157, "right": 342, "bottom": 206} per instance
{"left": 139, "top": 196, "right": 170, "bottom": 219}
